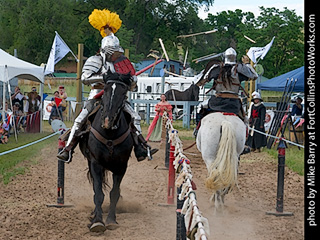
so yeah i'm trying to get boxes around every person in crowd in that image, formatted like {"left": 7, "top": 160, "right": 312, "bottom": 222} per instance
{"left": 58, "top": 85, "right": 67, "bottom": 112}
{"left": 49, "top": 90, "right": 64, "bottom": 121}
{"left": 291, "top": 96, "right": 303, "bottom": 116}
{"left": 12, "top": 102, "right": 23, "bottom": 116}
{"left": 12, "top": 102, "right": 26, "bottom": 131}
{"left": 146, "top": 94, "right": 173, "bottom": 142}
{"left": 246, "top": 93, "right": 267, "bottom": 152}
{"left": 24, "top": 91, "right": 40, "bottom": 114}
{"left": 31, "top": 87, "right": 41, "bottom": 102}
{"left": 11, "top": 86, "right": 26, "bottom": 111}
{"left": 0, "top": 122, "right": 9, "bottom": 144}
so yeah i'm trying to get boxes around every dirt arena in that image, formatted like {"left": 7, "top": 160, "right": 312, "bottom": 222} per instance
{"left": 0, "top": 139, "right": 304, "bottom": 240}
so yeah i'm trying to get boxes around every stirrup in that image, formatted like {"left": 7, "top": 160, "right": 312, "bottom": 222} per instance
{"left": 57, "top": 148, "right": 73, "bottom": 163}
{"left": 147, "top": 147, "right": 159, "bottom": 161}
{"left": 147, "top": 147, "right": 152, "bottom": 160}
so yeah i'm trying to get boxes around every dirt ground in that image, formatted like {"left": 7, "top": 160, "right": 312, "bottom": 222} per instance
{"left": 0, "top": 139, "right": 304, "bottom": 240}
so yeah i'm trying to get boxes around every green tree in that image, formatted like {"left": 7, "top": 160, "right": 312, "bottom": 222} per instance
{"left": 203, "top": 7, "right": 304, "bottom": 78}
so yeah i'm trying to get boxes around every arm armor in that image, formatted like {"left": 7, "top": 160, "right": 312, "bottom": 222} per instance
{"left": 236, "top": 63, "right": 258, "bottom": 80}
{"left": 81, "top": 55, "right": 104, "bottom": 85}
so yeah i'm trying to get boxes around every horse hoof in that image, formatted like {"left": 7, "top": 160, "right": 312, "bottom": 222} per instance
{"left": 106, "top": 222, "right": 119, "bottom": 230}
{"left": 90, "top": 222, "right": 106, "bottom": 232}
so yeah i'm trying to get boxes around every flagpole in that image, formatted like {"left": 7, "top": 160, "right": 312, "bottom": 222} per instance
{"left": 75, "top": 44, "right": 84, "bottom": 117}
{"left": 55, "top": 31, "right": 79, "bottom": 62}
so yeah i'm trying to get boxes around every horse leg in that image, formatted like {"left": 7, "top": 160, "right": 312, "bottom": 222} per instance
{"left": 106, "top": 173, "right": 124, "bottom": 229}
{"left": 89, "top": 162, "right": 106, "bottom": 232}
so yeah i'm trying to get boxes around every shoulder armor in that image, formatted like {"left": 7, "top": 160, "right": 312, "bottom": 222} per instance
{"left": 82, "top": 55, "right": 103, "bottom": 80}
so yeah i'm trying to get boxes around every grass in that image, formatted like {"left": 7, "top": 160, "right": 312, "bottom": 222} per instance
{"left": 0, "top": 120, "right": 73, "bottom": 184}
{"left": 264, "top": 145, "right": 304, "bottom": 176}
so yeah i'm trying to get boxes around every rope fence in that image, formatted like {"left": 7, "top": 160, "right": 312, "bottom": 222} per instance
{"left": 0, "top": 131, "right": 60, "bottom": 156}
{"left": 164, "top": 112, "right": 209, "bottom": 240}
{"left": 248, "top": 126, "right": 304, "bottom": 149}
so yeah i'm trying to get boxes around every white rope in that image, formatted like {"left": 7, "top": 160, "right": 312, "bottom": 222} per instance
{"left": 0, "top": 131, "right": 60, "bottom": 156}
{"left": 164, "top": 112, "right": 209, "bottom": 240}
{"left": 248, "top": 126, "right": 304, "bottom": 149}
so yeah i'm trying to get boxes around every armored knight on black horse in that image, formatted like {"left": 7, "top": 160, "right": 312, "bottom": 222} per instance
{"left": 57, "top": 9, "right": 158, "bottom": 163}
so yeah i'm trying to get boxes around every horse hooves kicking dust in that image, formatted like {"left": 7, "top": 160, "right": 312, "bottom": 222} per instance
{"left": 89, "top": 222, "right": 107, "bottom": 232}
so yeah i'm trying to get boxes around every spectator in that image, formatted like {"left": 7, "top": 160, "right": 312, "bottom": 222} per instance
{"left": 24, "top": 91, "right": 40, "bottom": 114}
{"left": 12, "top": 102, "right": 26, "bottom": 131}
{"left": 12, "top": 102, "right": 24, "bottom": 117}
{"left": 11, "top": 86, "right": 26, "bottom": 111}
{"left": 58, "top": 85, "right": 67, "bottom": 112}
{"left": 50, "top": 91, "right": 64, "bottom": 121}
{"left": 146, "top": 94, "right": 172, "bottom": 142}
{"left": 31, "top": 86, "right": 41, "bottom": 102}
{"left": 246, "top": 93, "right": 267, "bottom": 153}
{"left": 0, "top": 122, "right": 9, "bottom": 144}
{"left": 291, "top": 97, "right": 303, "bottom": 116}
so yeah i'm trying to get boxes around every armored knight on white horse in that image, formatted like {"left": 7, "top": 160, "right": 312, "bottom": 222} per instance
{"left": 195, "top": 47, "right": 258, "bottom": 209}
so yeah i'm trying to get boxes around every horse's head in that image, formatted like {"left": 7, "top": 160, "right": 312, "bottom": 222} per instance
{"left": 100, "top": 74, "right": 130, "bottom": 129}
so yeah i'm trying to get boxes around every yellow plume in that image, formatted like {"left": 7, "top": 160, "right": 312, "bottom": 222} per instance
{"left": 89, "top": 9, "right": 122, "bottom": 37}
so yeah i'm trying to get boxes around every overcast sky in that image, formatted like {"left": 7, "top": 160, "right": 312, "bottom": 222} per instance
{"left": 198, "top": 0, "right": 304, "bottom": 20}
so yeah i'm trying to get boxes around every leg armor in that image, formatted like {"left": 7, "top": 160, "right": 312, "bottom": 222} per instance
{"left": 123, "top": 102, "right": 141, "bottom": 133}
{"left": 57, "top": 99, "right": 96, "bottom": 163}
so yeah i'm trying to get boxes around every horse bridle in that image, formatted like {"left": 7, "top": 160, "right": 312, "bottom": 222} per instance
{"left": 100, "top": 80, "right": 129, "bottom": 129}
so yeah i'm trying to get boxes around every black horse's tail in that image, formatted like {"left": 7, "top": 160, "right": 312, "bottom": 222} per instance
{"left": 87, "top": 161, "right": 111, "bottom": 190}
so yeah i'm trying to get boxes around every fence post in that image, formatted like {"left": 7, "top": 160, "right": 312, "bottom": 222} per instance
{"left": 47, "top": 123, "right": 73, "bottom": 208}
{"left": 176, "top": 186, "right": 186, "bottom": 240}
{"left": 266, "top": 139, "right": 293, "bottom": 216}
{"left": 167, "top": 143, "right": 175, "bottom": 205}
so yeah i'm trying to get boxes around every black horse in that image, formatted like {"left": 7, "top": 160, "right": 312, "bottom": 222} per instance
{"left": 164, "top": 83, "right": 200, "bottom": 116}
{"left": 79, "top": 77, "right": 134, "bottom": 232}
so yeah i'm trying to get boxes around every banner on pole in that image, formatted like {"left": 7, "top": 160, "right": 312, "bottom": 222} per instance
{"left": 247, "top": 36, "right": 275, "bottom": 63}
{"left": 45, "top": 32, "right": 72, "bottom": 74}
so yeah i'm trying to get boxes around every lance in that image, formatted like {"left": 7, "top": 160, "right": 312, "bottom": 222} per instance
{"left": 266, "top": 78, "right": 290, "bottom": 141}
{"left": 267, "top": 78, "right": 293, "bottom": 148}
{"left": 192, "top": 52, "right": 224, "bottom": 63}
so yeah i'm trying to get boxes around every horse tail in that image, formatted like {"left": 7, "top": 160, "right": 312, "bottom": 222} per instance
{"left": 205, "top": 120, "right": 238, "bottom": 194}
{"left": 86, "top": 159, "right": 111, "bottom": 190}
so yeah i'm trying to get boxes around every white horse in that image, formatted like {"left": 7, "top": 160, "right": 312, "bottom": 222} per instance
{"left": 196, "top": 112, "right": 246, "bottom": 210}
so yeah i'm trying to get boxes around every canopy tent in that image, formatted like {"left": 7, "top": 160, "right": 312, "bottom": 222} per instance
{"left": 0, "top": 48, "right": 45, "bottom": 133}
{"left": 257, "top": 66, "right": 304, "bottom": 92}
{"left": 0, "top": 48, "right": 44, "bottom": 83}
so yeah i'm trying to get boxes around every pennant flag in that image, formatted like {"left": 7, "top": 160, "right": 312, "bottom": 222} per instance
{"left": 70, "top": 101, "right": 77, "bottom": 113}
{"left": 247, "top": 36, "right": 275, "bottom": 63}
{"left": 54, "top": 97, "right": 62, "bottom": 107}
{"left": 43, "top": 93, "right": 48, "bottom": 100}
{"left": 45, "top": 32, "right": 72, "bottom": 74}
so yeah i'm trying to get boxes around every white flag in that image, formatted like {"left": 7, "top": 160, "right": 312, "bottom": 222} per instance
{"left": 45, "top": 32, "right": 72, "bottom": 74}
{"left": 247, "top": 36, "right": 275, "bottom": 63}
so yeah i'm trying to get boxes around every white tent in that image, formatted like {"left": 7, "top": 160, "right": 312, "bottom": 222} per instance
{"left": 0, "top": 48, "right": 44, "bottom": 83}
{"left": 0, "top": 48, "right": 45, "bottom": 132}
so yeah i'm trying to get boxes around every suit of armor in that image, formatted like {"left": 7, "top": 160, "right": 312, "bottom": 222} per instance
{"left": 205, "top": 48, "right": 258, "bottom": 117}
{"left": 57, "top": 34, "right": 157, "bottom": 162}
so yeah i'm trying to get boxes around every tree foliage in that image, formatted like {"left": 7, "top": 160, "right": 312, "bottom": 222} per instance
{"left": 0, "top": 0, "right": 303, "bottom": 78}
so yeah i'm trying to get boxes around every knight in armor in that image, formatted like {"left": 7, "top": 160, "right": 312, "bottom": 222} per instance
{"left": 57, "top": 9, "right": 158, "bottom": 163}
{"left": 196, "top": 47, "right": 258, "bottom": 122}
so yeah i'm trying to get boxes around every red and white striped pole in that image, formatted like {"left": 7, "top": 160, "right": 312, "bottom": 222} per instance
{"left": 167, "top": 143, "right": 175, "bottom": 205}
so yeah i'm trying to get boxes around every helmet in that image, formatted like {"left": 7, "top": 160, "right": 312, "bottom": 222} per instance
{"left": 100, "top": 33, "right": 124, "bottom": 62}
{"left": 251, "top": 92, "right": 263, "bottom": 102}
{"left": 224, "top": 47, "right": 237, "bottom": 65}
